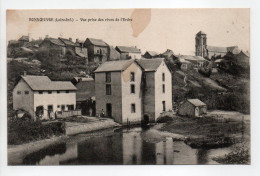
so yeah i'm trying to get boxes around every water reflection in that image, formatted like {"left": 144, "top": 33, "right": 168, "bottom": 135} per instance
{"left": 22, "top": 127, "right": 230, "bottom": 165}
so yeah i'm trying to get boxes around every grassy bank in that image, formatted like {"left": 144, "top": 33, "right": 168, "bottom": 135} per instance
{"left": 160, "top": 115, "right": 248, "bottom": 137}
{"left": 8, "top": 118, "right": 65, "bottom": 145}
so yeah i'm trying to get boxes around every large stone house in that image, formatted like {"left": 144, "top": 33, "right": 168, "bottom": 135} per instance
{"left": 195, "top": 31, "right": 240, "bottom": 59}
{"left": 84, "top": 38, "right": 109, "bottom": 63}
{"left": 115, "top": 46, "right": 142, "bottom": 60}
{"left": 39, "top": 37, "right": 66, "bottom": 56}
{"left": 13, "top": 74, "right": 77, "bottom": 120}
{"left": 94, "top": 58, "right": 172, "bottom": 124}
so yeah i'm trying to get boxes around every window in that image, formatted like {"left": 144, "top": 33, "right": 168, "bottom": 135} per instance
{"left": 57, "top": 91, "right": 60, "bottom": 94}
{"left": 17, "top": 91, "right": 21, "bottom": 95}
{"left": 130, "top": 84, "right": 135, "bottom": 94}
{"left": 66, "top": 90, "right": 69, "bottom": 93}
{"left": 162, "top": 73, "right": 165, "bottom": 82}
{"left": 57, "top": 105, "right": 60, "bottom": 108}
{"left": 106, "top": 72, "right": 111, "bottom": 82}
{"left": 162, "top": 101, "right": 166, "bottom": 111}
{"left": 24, "top": 91, "right": 29, "bottom": 95}
{"left": 48, "top": 105, "right": 53, "bottom": 112}
{"left": 39, "top": 91, "right": 43, "bottom": 94}
{"left": 48, "top": 91, "right": 52, "bottom": 94}
{"left": 162, "top": 84, "right": 165, "bottom": 93}
{"left": 106, "top": 84, "right": 111, "bottom": 95}
{"left": 67, "top": 105, "right": 74, "bottom": 111}
{"left": 130, "top": 72, "right": 135, "bottom": 82}
{"left": 97, "top": 49, "right": 100, "bottom": 53}
{"left": 61, "top": 105, "right": 65, "bottom": 111}
{"left": 131, "top": 104, "right": 136, "bottom": 113}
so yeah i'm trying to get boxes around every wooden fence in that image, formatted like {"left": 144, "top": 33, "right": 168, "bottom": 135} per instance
{"left": 56, "top": 110, "right": 82, "bottom": 119}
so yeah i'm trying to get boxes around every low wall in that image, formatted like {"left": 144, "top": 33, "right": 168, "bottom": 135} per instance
{"left": 57, "top": 110, "right": 82, "bottom": 119}
{"left": 65, "top": 119, "right": 120, "bottom": 135}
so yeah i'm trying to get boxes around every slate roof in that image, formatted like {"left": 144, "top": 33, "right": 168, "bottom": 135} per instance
{"left": 21, "top": 75, "right": 76, "bottom": 91}
{"left": 76, "top": 80, "right": 95, "bottom": 101}
{"left": 179, "top": 58, "right": 191, "bottom": 64}
{"left": 116, "top": 46, "right": 141, "bottom": 53}
{"left": 136, "top": 58, "right": 164, "bottom": 72}
{"left": 145, "top": 51, "right": 158, "bottom": 57}
{"left": 187, "top": 99, "right": 206, "bottom": 106}
{"left": 94, "top": 59, "right": 135, "bottom": 73}
{"left": 18, "top": 35, "right": 29, "bottom": 42}
{"left": 59, "top": 37, "right": 77, "bottom": 46}
{"left": 178, "top": 55, "right": 206, "bottom": 62}
{"left": 87, "top": 38, "right": 108, "bottom": 47}
{"left": 47, "top": 38, "right": 65, "bottom": 46}
{"left": 207, "top": 46, "right": 227, "bottom": 53}
{"left": 162, "top": 49, "right": 174, "bottom": 56}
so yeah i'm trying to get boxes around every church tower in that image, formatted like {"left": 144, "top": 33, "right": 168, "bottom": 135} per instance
{"left": 195, "top": 31, "right": 207, "bottom": 58}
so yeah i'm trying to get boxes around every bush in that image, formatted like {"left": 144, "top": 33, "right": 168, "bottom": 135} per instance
{"left": 213, "top": 147, "right": 250, "bottom": 164}
{"left": 156, "top": 115, "right": 173, "bottom": 123}
{"left": 8, "top": 119, "right": 65, "bottom": 145}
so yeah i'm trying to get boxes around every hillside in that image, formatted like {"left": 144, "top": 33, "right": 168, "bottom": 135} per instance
{"left": 171, "top": 66, "right": 249, "bottom": 114}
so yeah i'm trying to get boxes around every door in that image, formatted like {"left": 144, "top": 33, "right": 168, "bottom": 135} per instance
{"left": 48, "top": 105, "right": 53, "bottom": 119}
{"left": 195, "top": 107, "right": 199, "bottom": 117}
{"left": 106, "top": 103, "right": 112, "bottom": 118}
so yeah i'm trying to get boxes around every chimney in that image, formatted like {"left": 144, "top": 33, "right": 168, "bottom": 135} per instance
{"left": 69, "top": 38, "right": 72, "bottom": 41}
{"left": 24, "top": 71, "right": 27, "bottom": 77}
{"left": 45, "top": 35, "right": 49, "bottom": 39}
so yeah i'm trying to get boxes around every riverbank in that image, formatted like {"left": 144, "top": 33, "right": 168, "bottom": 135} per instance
{"left": 8, "top": 116, "right": 121, "bottom": 165}
{"left": 157, "top": 110, "right": 250, "bottom": 164}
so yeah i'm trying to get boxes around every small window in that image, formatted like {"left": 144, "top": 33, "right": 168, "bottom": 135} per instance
{"left": 17, "top": 91, "right": 21, "bottom": 95}
{"left": 162, "top": 84, "right": 165, "bottom": 93}
{"left": 130, "top": 84, "right": 135, "bottom": 94}
{"left": 57, "top": 91, "right": 60, "bottom": 94}
{"left": 131, "top": 104, "right": 136, "bottom": 113}
{"left": 162, "top": 101, "right": 166, "bottom": 111}
{"left": 39, "top": 91, "right": 43, "bottom": 94}
{"left": 106, "top": 72, "right": 111, "bottom": 83}
{"left": 48, "top": 91, "right": 52, "bottom": 94}
{"left": 66, "top": 90, "right": 69, "bottom": 93}
{"left": 130, "top": 72, "right": 135, "bottom": 82}
{"left": 25, "top": 91, "right": 29, "bottom": 95}
{"left": 162, "top": 73, "right": 165, "bottom": 82}
{"left": 97, "top": 50, "right": 100, "bottom": 53}
{"left": 57, "top": 105, "right": 60, "bottom": 108}
{"left": 106, "top": 84, "right": 111, "bottom": 95}
{"left": 61, "top": 105, "right": 65, "bottom": 111}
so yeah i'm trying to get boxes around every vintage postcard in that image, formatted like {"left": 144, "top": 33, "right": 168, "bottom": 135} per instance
{"left": 6, "top": 9, "right": 250, "bottom": 165}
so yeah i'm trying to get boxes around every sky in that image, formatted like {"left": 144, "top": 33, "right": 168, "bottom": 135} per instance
{"left": 6, "top": 9, "right": 250, "bottom": 55}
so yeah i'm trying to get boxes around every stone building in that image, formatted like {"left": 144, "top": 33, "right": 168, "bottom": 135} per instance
{"left": 84, "top": 38, "right": 109, "bottom": 63}
{"left": 195, "top": 31, "right": 240, "bottom": 59}
{"left": 143, "top": 51, "right": 158, "bottom": 59}
{"left": 94, "top": 58, "right": 172, "bottom": 124}
{"left": 13, "top": 74, "right": 77, "bottom": 120}
{"left": 178, "top": 99, "right": 207, "bottom": 117}
{"left": 115, "top": 46, "right": 142, "bottom": 60}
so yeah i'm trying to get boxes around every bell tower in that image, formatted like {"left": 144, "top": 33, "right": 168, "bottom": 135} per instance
{"left": 195, "top": 31, "right": 207, "bottom": 58}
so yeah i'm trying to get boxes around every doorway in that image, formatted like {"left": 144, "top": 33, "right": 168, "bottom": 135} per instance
{"left": 106, "top": 103, "right": 112, "bottom": 118}
{"left": 143, "top": 114, "right": 149, "bottom": 126}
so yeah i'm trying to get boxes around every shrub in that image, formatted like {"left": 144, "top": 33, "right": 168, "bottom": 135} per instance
{"left": 8, "top": 119, "right": 65, "bottom": 145}
{"left": 156, "top": 115, "right": 173, "bottom": 123}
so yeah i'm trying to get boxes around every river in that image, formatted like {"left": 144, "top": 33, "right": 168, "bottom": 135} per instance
{"left": 21, "top": 126, "right": 232, "bottom": 165}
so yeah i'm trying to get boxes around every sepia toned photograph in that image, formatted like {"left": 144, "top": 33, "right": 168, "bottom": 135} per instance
{"left": 6, "top": 9, "right": 250, "bottom": 165}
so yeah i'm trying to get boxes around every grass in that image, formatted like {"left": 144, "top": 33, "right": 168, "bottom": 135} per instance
{"left": 8, "top": 118, "right": 65, "bottom": 145}
{"left": 213, "top": 145, "right": 250, "bottom": 164}
{"left": 161, "top": 115, "right": 247, "bottom": 137}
